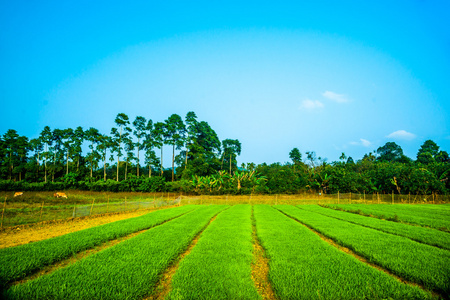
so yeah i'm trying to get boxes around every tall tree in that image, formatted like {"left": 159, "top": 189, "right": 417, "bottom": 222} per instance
{"left": 62, "top": 128, "right": 74, "bottom": 175}
{"left": 184, "top": 111, "right": 198, "bottom": 169}
{"left": 143, "top": 119, "right": 157, "bottom": 177}
{"left": 132, "top": 116, "right": 147, "bottom": 177}
{"left": 164, "top": 114, "right": 186, "bottom": 182}
{"left": 153, "top": 122, "right": 166, "bottom": 176}
{"left": 86, "top": 127, "right": 101, "bottom": 178}
{"left": 51, "top": 129, "right": 65, "bottom": 182}
{"left": 2, "top": 129, "right": 19, "bottom": 180}
{"left": 29, "top": 137, "right": 43, "bottom": 181}
{"left": 112, "top": 113, "right": 131, "bottom": 181}
{"left": 72, "top": 126, "right": 84, "bottom": 173}
{"left": 124, "top": 135, "right": 135, "bottom": 180}
{"left": 97, "top": 134, "right": 111, "bottom": 181}
{"left": 222, "top": 139, "right": 241, "bottom": 175}
{"left": 40, "top": 126, "right": 52, "bottom": 183}
{"left": 376, "top": 142, "right": 406, "bottom": 162}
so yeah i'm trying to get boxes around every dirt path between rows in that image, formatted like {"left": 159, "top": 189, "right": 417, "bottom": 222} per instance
{"left": 0, "top": 209, "right": 156, "bottom": 249}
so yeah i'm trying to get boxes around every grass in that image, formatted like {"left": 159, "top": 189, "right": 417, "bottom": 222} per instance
{"left": 4, "top": 205, "right": 227, "bottom": 299}
{"left": 302, "top": 205, "right": 450, "bottom": 250}
{"left": 0, "top": 205, "right": 195, "bottom": 288}
{"left": 253, "top": 205, "right": 432, "bottom": 299}
{"left": 325, "top": 204, "right": 450, "bottom": 231}
{"left": 275, "top": 205, "right": 450, "bottom": 296}
{"left": 167, "top": 204, "right": 260, "bottom": 300}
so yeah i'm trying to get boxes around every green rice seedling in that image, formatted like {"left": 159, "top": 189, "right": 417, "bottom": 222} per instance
{"left": 167, "top": 205, "right": 260, "bottom": 300}
{"left": 325, "top": 204, "right": 450, "bottom": 231}
{"left": 276, "top": 205, "right": 450, "bottom": 296}
{"left": 4, "top": 205, "right": 227, "bottom": 300}
{"left": 0, "top": 205, "right": 196, "bottom": 288}
{"left": 301, "top": 205, "right": 450, "bottom": 250}
{"left": 253, "top": 205, "right": 432, "bottom": 299}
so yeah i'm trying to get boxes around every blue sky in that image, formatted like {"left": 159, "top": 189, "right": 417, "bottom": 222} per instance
{"left": 1, "top": 1, "right": 449, "bottom": 166}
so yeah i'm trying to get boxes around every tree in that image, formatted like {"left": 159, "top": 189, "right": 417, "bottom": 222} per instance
{"left": 153, "top": 122, "right": 166, "bottom": 176}
{"left": 3, "top": 129, "right": 19, "bottom": 180}
{"left": 86, "top": 127, "right": 101, "bottom": 178}
{"left": 62, "top": 128, "right": 74, "bottom": 175}
{"left": 97, "top": 134, "right": 111, "bottom": 181}
{"left": 164, "top": 114, "right": 186, "bottom": 182}
{"left": 417, "top": 140, "right": 440, "bottom": 164}
{"left": 184, "top": 111, "right": 198, "bottom": 169}
{"left": 72, "top": 126, "right": 85, "bottom": 173}
{"left": 40, "top": 126, "right": 52, "bottom": 182}
{"left": 376, "top": 142, "right": 406, "bottom": 162}
{"left": 132, "top": 116, "right": 147, "bottom": 177}
{"left": 124, "top": 135, "right": 135, "bottom": 180}
{"left": 29, "top": 137, "right": 43, "bottom": 181}
{"left": 289, "top": 148, "right": 302, "bottom": 165}
{"left": 112, "top": 113, "right": 131, "bottom": 181}
{"left": 222, "top": 139, "right": 241, "bottom": 175}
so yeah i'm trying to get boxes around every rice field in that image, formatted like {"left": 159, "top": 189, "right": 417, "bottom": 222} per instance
{"left": 1, "top": 203, "right": 448, "bottom": 299}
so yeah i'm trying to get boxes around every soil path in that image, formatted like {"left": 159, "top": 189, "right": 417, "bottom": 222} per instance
{"left": 0, "top": 210, "right": 154, "bottom": 249}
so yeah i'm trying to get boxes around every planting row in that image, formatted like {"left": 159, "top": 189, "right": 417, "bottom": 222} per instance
{"left": 302, "top": 205, "right": 450, "bottom": 250}
{"left": 276, "top": 205, "right": 450, "bottom": 295}
{"left": 325, "top": 204, "right": 450, "bottom": 231}
{"left": 4, "top": 205, "right": 227, "bottom": 299}
{"left": 3, "top": 204, "right": 448, "bottom": 299}
{"left": 0, "top": 205, "right": 196, "bottom": 288}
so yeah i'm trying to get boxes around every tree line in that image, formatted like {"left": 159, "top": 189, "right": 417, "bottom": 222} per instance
{"left": 1, "top": 112, "right": 449, "bottom": 195}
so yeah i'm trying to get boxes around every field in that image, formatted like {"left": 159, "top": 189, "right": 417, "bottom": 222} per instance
{"left": 1, "top": 203, "right": 449, "bottom": 299}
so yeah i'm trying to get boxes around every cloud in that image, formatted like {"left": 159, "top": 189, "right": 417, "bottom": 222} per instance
{"left": 299, "top": 99, "right": 324, "bottom": 110}
{"left": 386, "top": 130, "right": 416, "bottom": 140}
{"left": 350, "top": 138, "right": 372, "bottom": 147}
{"left": 322, "top": 91, "right": 349, "bottom": 103}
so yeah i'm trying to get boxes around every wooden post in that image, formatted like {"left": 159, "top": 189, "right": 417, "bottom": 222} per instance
{"left": 377, "top": 192, "right": 379, "bottom": 204}
{"left": 392, "top": 191, "right": 394, "bottom": 204}
{"left": 337, "top": 191, "right": 339, "bottom": 204}
{"left": 125, "top": 197, "right": 127, "bottom": 211}
{"left": 226, "top": 194, "right": 228, "bottom": 205}
{"left": 363, "top": 191, "right": 366, "bottom": 203}
{"left": 349, "top": 192, "right": 352, "bottom": 204}
{"left": 408, "top": 192, "right": 410, "bottom": 204}
{"left": 1, "top": 197, "right": 6, "bottom": 229}
{"left": 275, "top": 194, "right": 278, "bottom": 205}
{"left": 106, "top": 196, "right": 110, "bottom": 213}
{"left": 72, "top": 203, "right": 76, "bottom": 218}
{"left": 90, "top": 198, "right": 95, "bottom": 216}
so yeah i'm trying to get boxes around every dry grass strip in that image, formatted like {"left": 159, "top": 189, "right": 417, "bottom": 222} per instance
{"left": 251, "top": 207, "right": 278, "bottom": 300}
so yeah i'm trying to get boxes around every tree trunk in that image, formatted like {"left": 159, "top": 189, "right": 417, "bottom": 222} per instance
{"left": 9, "top": 152, "right": 12, "bottom": 180}
{"left": 149, "top": 164, "right": 151, "bottom": 178}
{"left": 229, "top": 154, "right": 232, "bottom": 175}
{"left": 125, "top": 160, "right": 128, "bottom": 180}
{"left": 36, "top": 152, "right": 40, "bottom": 182}
{"left": 44, "top": 151, "right": 47, "bottom": 183}
{"left": 160, "top": 147, "right": 163, "bottom": 176}
{"left": 52, "top": 152, "right": 56, "bottom": 182}
{"left": 90, "top": 159, "right": 93, "bottom": 178}
{"left": 66, "top": 151, "right": 69, "bottom": 175}
{"left": 117, "top": 126, "right": 122, "bottom": 182}
{"left": 104, "top": 154, "right": 107, "bottom": 181}
{"left": 172, "top": 144, "right": 175, "bottom": 182}
{"left": 137, "top": 144, "right": 140, "bottom": 177}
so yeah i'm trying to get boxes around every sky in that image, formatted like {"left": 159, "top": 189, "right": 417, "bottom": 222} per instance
{"left": 1, "top": 1, "right": 449, "bottom": 166}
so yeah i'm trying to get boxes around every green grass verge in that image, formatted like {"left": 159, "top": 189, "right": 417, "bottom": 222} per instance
{"left": 0, "top": 205, "right": 196, "bottom": 288}
{"left": 275, "top": 205, "right": 450, "bottom": 296}
{"left": 167, "top": 204, "right": 260, "bottom": 300}
{"left": 301, "top": 205, "right": 450, "bottom": 250}
{"left": 325, "top": 204, "right": 450, "bottom": 231}
{"left": 253, "top": 205, "right": 432, "bottom": 299}
{"left": 4, "top": 205, "right": 227, "bottom": 299}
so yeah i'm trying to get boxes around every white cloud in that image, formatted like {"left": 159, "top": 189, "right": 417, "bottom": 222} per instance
{"left": 386, "top": 130, "right": 416, "bottom": 140}
{"left": 350, "top": 138, "right": 372, "bottom": 147}
{"left": 299, "top": 99, "right": 324, "bottom": 110}
{"left": 322, "top": 91, "right": 349, "bottom": 103}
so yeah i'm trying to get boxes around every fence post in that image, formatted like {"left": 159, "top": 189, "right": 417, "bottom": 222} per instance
{"left": 226, "top": 194, "right": 228, "bottom": 205}
{"left": 337, "top": 191, "right": 339, "bottom": 204}
{"left": 1, "top": 197, "right": 6, "bottom": 229}
{"left": 125, "top": 197, "right": 127, "bottom": 211}
{"left": 363, "top": 191, "right": 366, "bottom": 203}
{"left": 392, "top": 191, "right": 394, "bottom": 204}
{"left": 72, "top": 203, "right": 76, "bottom": 218}
{"left": 90, "top": 198, "right": 95, "bottom": 216}
{"left": 39, "top": 201, "right": 44, "bottom": 222}
{"left": 408, "top": 192, "right": 410, "bottom": 204}
{"left": 275, "top": 194, "right": 278, "bottom": 205}
{"left": 349, "top": 192, "right": 352, "bottom": 204}
{"left": 377, "top": 192, "right": 379, "bottom": 204}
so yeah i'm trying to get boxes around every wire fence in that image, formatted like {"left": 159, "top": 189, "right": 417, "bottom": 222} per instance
{"left": 1, "top": 192, "right": 448, "bottom": 229}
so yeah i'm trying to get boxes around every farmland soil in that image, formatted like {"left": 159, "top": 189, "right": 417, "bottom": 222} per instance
{"left": 0, "top": 209, "right": 157, "bottom": 249}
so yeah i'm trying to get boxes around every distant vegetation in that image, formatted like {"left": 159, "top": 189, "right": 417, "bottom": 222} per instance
{"left": 0, "top": 112, "right": 449, "bottom": 195}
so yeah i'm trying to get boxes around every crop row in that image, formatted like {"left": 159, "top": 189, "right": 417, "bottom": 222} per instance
{"left": 0, "top": 205, "right": 195, "bottom": 288}
{"left": 4, "top": 205, "right": 227, "bottom": 299}
{"left": 276, "top": 205, "right": 450, "bottom": 295}
{"left": 325, "top": 204, "right": 450, "bottom": 231}
{"left": 253, "top": 205, "right": 431, "bottom": 299}
{"left": 302, "top": 205, "right": 450, "bottom": 250}
{"left": 167, "top": 205, "right": 260, "bottom": 299}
